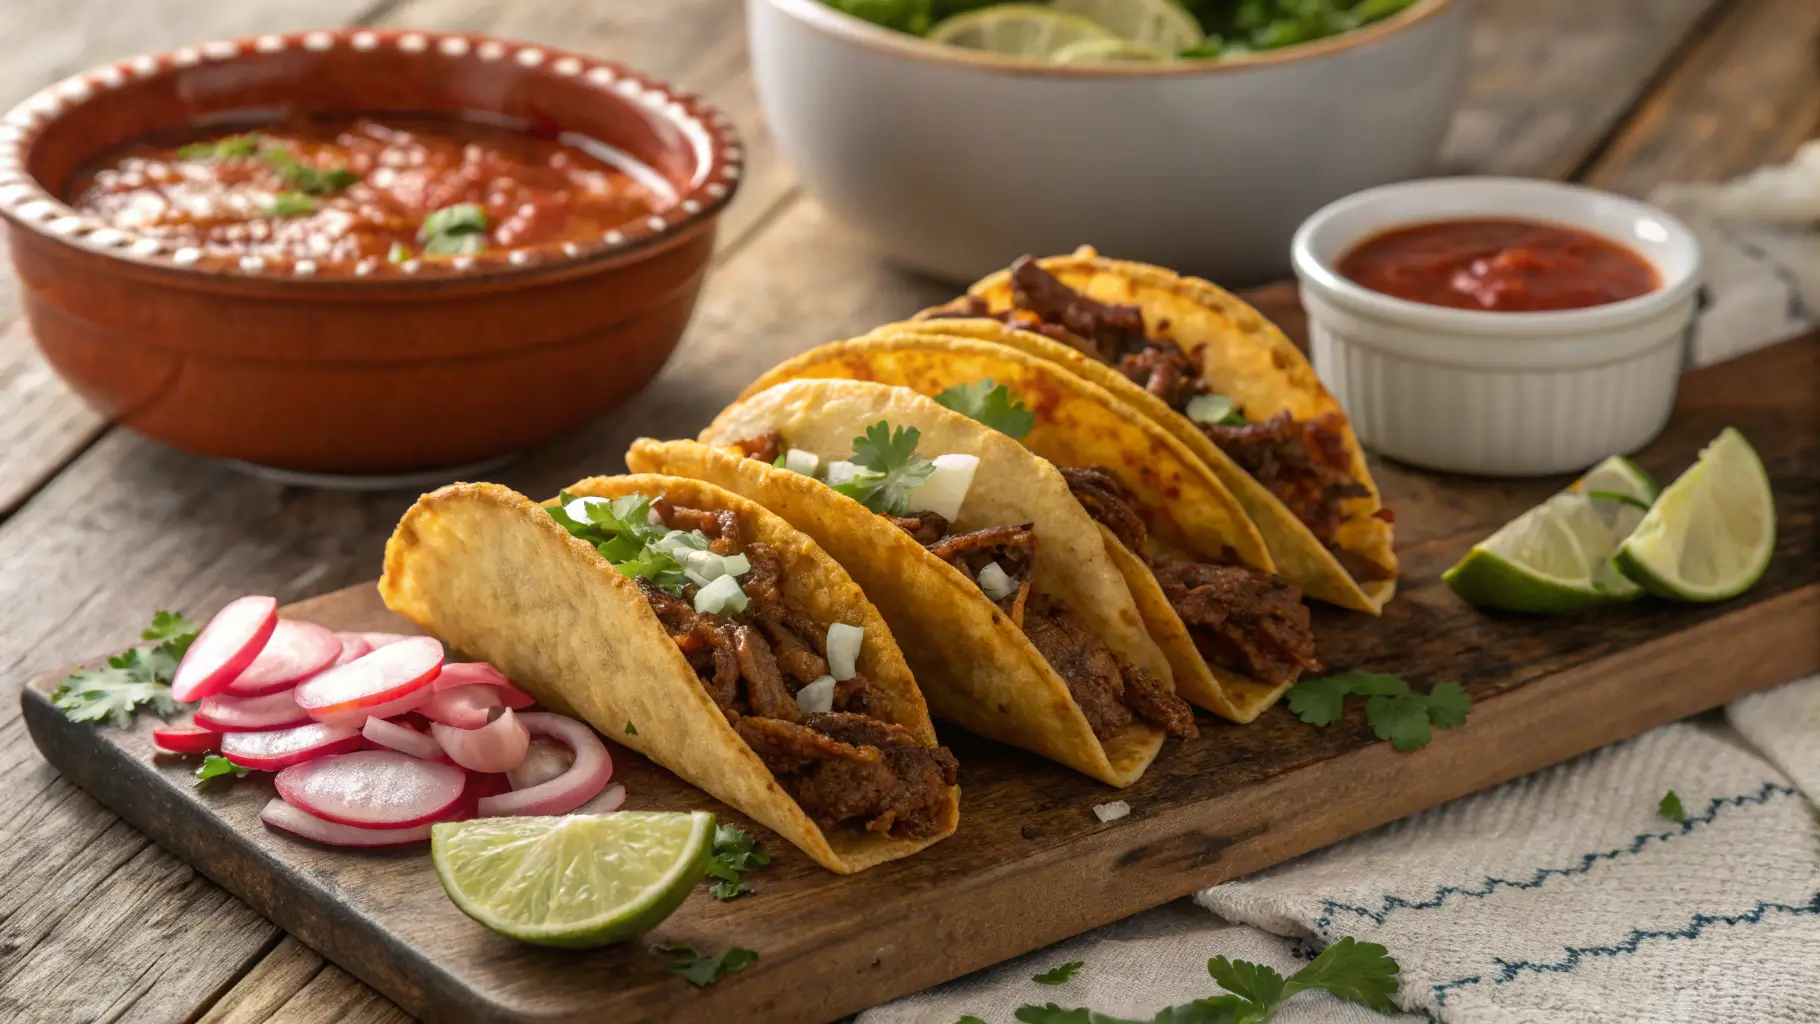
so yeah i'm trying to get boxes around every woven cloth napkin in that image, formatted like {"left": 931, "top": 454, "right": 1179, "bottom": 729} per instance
{"left": 858, "top": 152, "right": 1820, "bottom": 1024}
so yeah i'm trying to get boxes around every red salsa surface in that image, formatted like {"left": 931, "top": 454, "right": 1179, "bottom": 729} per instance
{"left": 1336, "top": 217, "right": 1660, "bottom": 312}
{"left": 67, "top": 115, "right": 675, "bottom": 270}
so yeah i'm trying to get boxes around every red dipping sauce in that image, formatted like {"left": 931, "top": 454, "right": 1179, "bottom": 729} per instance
{"left": 1336, "top": 217, "right": 1660, "bottom": 312}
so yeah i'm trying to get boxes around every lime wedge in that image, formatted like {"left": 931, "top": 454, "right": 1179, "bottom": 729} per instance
{"left": 927, "top": 5, "right": 1114, "bottom": 59}
{"left": 1614, "top": 428, "right": 1775, "bottom": 602}
{"left": 1052, "top": 0, "right": 1205, "bottom": 51}
{"left": 1443, "top": 455, "right": 1660, "bottom": 613}
{"left": 1050, "top": 37, "right": 1174, "bottom": 63}
{"left": 431, "top": 811, "right": 714, "bottom": 948}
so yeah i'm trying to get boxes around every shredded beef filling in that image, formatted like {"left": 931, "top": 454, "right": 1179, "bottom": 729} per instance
{"left": 1056, "top": 466, "right": 1148, "bottom": 553}
{"left": 638, "top": 500, "right": 954, "bottom": 838}
{"left": 1147, "top": 553, "right": 1320, "bottom": 689}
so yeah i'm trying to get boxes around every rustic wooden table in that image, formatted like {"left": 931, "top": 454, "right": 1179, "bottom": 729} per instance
{"left": 0, "top": 1, "right": 1814, "bottom": 1021}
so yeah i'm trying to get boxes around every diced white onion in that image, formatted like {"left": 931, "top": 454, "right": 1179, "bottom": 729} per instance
{"left": 1184, "top": 393, "right": 1237, "bottom": 425}
{"left": 782, "top": 449, "right": 820, "bottom": 477}
{"left": 720, "top": 553, "right": 751, "bottom": 578}
{"left": 647, "top": 506, "right": 665, "bottom": 526}
{"left": 908, "top": 453, "right": 978, "bottom": 521}
{"left": 563, "top": 496, "right": 611, "bottom": 523}
{"left": 825, "top": 460, "right": 862, "bottom": 486}
{"left": 694, "top": 573, "right": 748, "bottom": 615}
{"left": 683, "top": 548, "right": 728, "bottom": 583}
{"left": 977, "top": 561, "right": 1016, "bottom": 601}
{"left": 1093, "top": 800, "right": 1131, "bottom": 823}
{"left": 825, "top": 623, "right": 863, "bottom": 681}
{"left": 795, "top": 675, "right": 836, "bottom": 714}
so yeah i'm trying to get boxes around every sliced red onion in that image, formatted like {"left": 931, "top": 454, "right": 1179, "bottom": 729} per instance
{"left": 275, "top": 749, "right": 467, "bottom": 829}
{"left": 826, "top": 622, "right": 863, "bottom": 681}
{"left": 224, "top": 620, "right": 342, "bottom": 696}
{"left": 194, "top": 689, "right": 313, "bottom": 732}
{"left": 477, "top": 712, "right": 612, "bottom": 817}
{"left": 433, "top": 661, "right": 534, "bottom": 708}
{"left": 152, "top": 723, "right": 221, "bottom": 755}
{"left": 260, "top": 797, "right": 433, "bottom": 847}
{"left": 294, "top": 636, "right": 442, "bottom": 720}
{"left": 362, "top": 716, "right": 443, "bottom": 761}
{"left": 507, "top": 739, "right": 573, "bottom": 791}
{"left": 432, "top": 709, "right": 530, "bottom": 774}
{"left": 171, "top": 595, "right": 279, "bottom": 702}
{"left": 221, "top": 722, "right": 363, "bottom": 771}
{"left": 417, "top": 683, "right": 504, "bottom": 728}
{"left": 570, "top": 783, "right": 626, "bottom": 815}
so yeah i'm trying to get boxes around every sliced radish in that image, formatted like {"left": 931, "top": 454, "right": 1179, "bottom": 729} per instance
{"left": 362, "top": 716, "right": 443, "bottom": 761}
{"left": 508, "top": 739, "right": 573, "bottom": 791}
{"left": 353, "top": 632, "right": 415, "bottom": 650}
{"left": 330, "top": 632, "right": 373, "bottom": 666}
{"left": 293, "top": 636, "right": 442, "bottom": 721}
{"left": 276, "top": 750, "right": 467, "bottom": 829}
{"left": 571, "top": 783, "right": 626, "bottom": 815}
{"left": 417, "top": 683, "right": 503, "bottom": 728}
{"left": 432, "top": 708, "right": 530, "bottom": 773}
{"left": 223, "top": 620, "right": 342, "bottom": 696}
{"left": 260, "top": 798, "right": 433, "bottom": 848}
{"left": 433, "top": 662, "right": 535, "bottom": 708}
{"left": 477, "top": 712, "right": 612, "bottom": 817}
{"left": 309, "top": 686, "right": 433, "bottom": 729}
{"left": 152, "top": 723, "right": 222, "bottom": 754}
{"left": 221, "top": 721, "right": 363, "bottom": 771}
{"left": 195, "top": 689, "right": 312, "bottom": 732}
{"left": 171, "top": 596, "right": 279, "bottom": 702}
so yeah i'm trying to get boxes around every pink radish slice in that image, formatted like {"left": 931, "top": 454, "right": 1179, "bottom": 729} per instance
{"left": 223, "top": 620, "right": 342, "bottom": 696}
{"left": 432, "top": 662, "right": 535, "bottom": 708}
{"left": 221, "top": 722, "right": 362, "bottom": 771}
{"left": 477, "top": 712, "right": 611, "bottom": 817}
{"left": 353, "top": 632, "right": 415, "bottom": 650}
{"left": 171, "top": 595, "right": 279, "bottom": 702}
{"left": 309, "top": 686, "right": 433, "bottom": 728}
{"left": 330, "top": 633, "right": 372, "bottom": 666}
{"left": 293, "top": 636, "right": 442, "bottom": 720}
{"left": 276, "top": 749, "right": 467, "bottom": 829}
{"left": 431, "top": 708, "right": 530, "bottom": 773}
{"left": 362, "top": 716, "right": 442, "bottom": 761}
{"left": 260, "top": 798, "right": 433, "bottom": 848}
{"left": 570, "top": 783, "right": 626, "bottom": 815}
{"left": 152, "top": 724, "right": 221, "bottom": 754}
{"left": 194, "top": 689, "right": 312, "bottom": 732}
{"left": 507, "top": 739, "right": 573, "bottom": 791}
{"left": 417, "top": 683, "right": 503, "bottom": 728}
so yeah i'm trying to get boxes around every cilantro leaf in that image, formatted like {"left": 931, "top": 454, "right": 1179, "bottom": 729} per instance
{"left": 267, "top": 191, "right": 317, "bottom": 217}
{"left": 388, "top": 241, "right": 412, "bottom": 264}
{"left": 934, "top": 379, "right": 1036, "bottom": 440}
{"left": 143, "top": 611, "right": 199, "bottom": 644}
{"left": 1659, "top": 790, "right": 1685, "bottom": 823}
{"left": 52, "top": 611, "right": 200, "bottom": 728}
{"left": 1282, "top": 675, "right": 1356, "bottom": 727}
{"left": 195, "top": 754, "right": 249, "bottom": 784}
{"left": 1422, "top": 681, "right": 1472, "bottom": 730}
{"left": 1287, "top": 671, "right": 1471, "bottom": 752}
{"left": 1364, "top": 692, "right": 1434, "bottom": 752}
{"left": 841, "top": 421, "right": 936, "bottom": 515}
{"left": 958, "top": 1018, "right": 988, "bottom": 1024}
{"left": 419, "top": 203, "right": 489, "bottom": 256}
{"left": 1151, "top": 996, "right": 1248, "bottom": 1023}
{"left": 1034, "top": 960, "right": 1084, "bottom": 985}
{"left": 1279, "top": 937, "right": 1399, "bottom": 1011}
{"left": 625, "top": 721, "right": 637, "bottom": 735}
{"left": 258, "top": 145, "right": 358, "bottom": 195}
{"left": 177, "top": 133, "right": 262, "bottom": 161}
{"left": 1014, "top": 1005, "right": 1143, "bottom": 1024}
{"left": 703, "top": 824, "right": 770, "bottom": 900}
{"left": 546, "top": 492, "right": 697, "bottom": 596}
{"left": 1206, "top": 956, "right": 1285, "bottom": 1011}
{"left": 656, "top": 944, "right": 758, "bottom": 986}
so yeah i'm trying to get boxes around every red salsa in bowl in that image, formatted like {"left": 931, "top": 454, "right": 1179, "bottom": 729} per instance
{"left": 1336, "top": 216, "right": 1660, "bottom": 312}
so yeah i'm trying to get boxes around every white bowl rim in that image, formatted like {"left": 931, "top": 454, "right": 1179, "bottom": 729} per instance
{"left": 759, "top": 0, "right": 1460, "bottom": 79}
{"left": 1291, "top": 176, "right": 1704, "bottom": 337}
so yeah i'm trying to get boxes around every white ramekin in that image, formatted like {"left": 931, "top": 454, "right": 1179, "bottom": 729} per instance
{"left": 1291, "top": 178, "right": 1702, "bottom": 476}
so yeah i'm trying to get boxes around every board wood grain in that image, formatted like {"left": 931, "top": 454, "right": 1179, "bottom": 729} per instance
{"left": 18, "top": 335, "right": 1817, "bottom": 1024}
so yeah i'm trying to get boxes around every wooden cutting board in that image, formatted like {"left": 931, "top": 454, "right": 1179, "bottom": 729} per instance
{"left": 18, "top": 335, "right": 1818, "bottom": 1024}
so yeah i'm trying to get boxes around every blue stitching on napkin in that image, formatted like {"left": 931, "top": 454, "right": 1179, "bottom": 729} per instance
{"left": 1428, "top": 891, "right": 1820, "bottom": 1005}
{"left": 1309, "top": 782, "right": 1798, "bottom": 935}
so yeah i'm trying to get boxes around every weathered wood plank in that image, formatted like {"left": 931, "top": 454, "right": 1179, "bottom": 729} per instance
{"left": 198, "top": 938, "right": 325, "bottom": 1024}
{"left": 0, "top": 320, "right": 106, "bottom": 519}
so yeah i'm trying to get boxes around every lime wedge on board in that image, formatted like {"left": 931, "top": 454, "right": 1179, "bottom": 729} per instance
{"left": 927, "top": 5, "right": 1114, "bottom": 58}
{"left": 1614, "top": 428, "right": 1775, "bottom": 602}
{"left": 1051, "top": 0, "right": 1205, "bottom": 51}
{"left": 431, "top": 811, "right": 715, "bottom": 948}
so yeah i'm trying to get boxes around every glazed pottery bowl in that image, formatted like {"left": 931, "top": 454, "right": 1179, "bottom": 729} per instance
{"left": 747, "top": 0, "right": 1465, "bottom": 285}
{"left": 0, "top": 30, "right": 741, "bottom": 475}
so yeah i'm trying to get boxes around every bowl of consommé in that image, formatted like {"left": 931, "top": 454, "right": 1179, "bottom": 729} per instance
{"left": 0, "top": 30, "right": 741, "bottom": 475}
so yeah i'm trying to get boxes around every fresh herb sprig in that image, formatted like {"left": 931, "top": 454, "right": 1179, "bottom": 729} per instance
{"left": 652, "top": 943, "right": 758, "bottom": 986}
{"left": 703, "top": 824, "right": 771, "bottom": 900}
{"left": 195, "top": 754, "right": 249, "bottom": 785}
{"left": 833, "top": 421, "right": 936, "bottom": 516}
{"left": 935, "top": 379, "right": 1035, "bottom": 440}
{"left": 176, "top": 133, "right": 263, "bottom": 161}
{"left": 1285, "top": 670, "right": 1471, "bottom": 752}
{"left": 52, "top": 611, "right": 199, "bottom": 727}
{"left": 1034, "top": 961, "right": 1084, "bottom": 985}
{"left": 418, "top": 202, "right": 489, "bottom": 256}
{"left": 1659, "top": 790, "right": 1685, "bottom": 823}
{"left": 267, "top": 191, "right": 318, "bottom": 217}
{"left": 547, "top": 491, "right": 697, "bottom": 595}
{"left": 258, "top": 145, "right": 358, "bottom": 195}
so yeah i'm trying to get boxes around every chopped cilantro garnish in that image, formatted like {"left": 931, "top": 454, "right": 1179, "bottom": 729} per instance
{"left": 195, "top": 754, "right": 249, "bottom": 785}
{"left": 258, "top": 145, "right": 357, "bottom": 195}
{"left": 52, "top": 610, "right": 199, "bottom": 727}
{"left": 1184, "top": 393, "right": 1246, "bottom": 427}
{"left": 703, "top": 823, "right": 770, "bottom": 900}
{"left": 652, "top": 943, "right": 758, "bottom": 986}
{"left": 545, "top": 491, "right": 701, "bottom": 596}
{"left": 1659, "top": 790, "right": 1685, "bottom": 823}
{"left": 934, "top": 379, "right": 1035, "bottom": 440}
{"left": 419, "top": 203, "right": 489, "bottom": 256}
{"left": 177, "top": 133, "right": 262, "bottom": 161}
{"left": 1284, "top": 671, "right": 1470, "bottom": 752}
{"left": 267, "top": 191, "right": 317, "bottom": 218}
{"left": 625, "top": 721, "right": 637, "bottom": 736}
{"left": 834, "top": 421, "right": 935, "bottom": 516}
{"left": 387, "top": 241, "right": 412, "bottom": 264}
{"left": 1034, "top": 961, "right": 1084, "bottom": 985}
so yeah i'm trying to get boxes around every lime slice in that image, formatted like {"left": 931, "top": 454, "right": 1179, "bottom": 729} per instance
{"left": 1051, "top": 0, "right": 1205, "bottom": 51}
{"left": 431, "top": 811, "right": 714, "bottom": 948}
{"left": 1614, "top": 428, "right": 1775, "bottom": 602}
{"left": 1443, "top": 455, "right": 1659, "bottom": 613}
{"left": 927, "top": 5, "right": 1114, "bottom": 59}
{"left": 1050, "top": 37, "right": 1174, "bottom": 63}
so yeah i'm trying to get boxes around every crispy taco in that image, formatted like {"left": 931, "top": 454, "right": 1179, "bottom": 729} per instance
{"left": 918, "top": 247, "right": 1397, "bottom": 613}
{"left": 629, "top": 379, "right": 1199, "bottom": 786}
{"left": 379, "top": 475, "right": 959, "bottom": 874}
{"left": 729, "top": 333, "right": 1319, "bottom": 723}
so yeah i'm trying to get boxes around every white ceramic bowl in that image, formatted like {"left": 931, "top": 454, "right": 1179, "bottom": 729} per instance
{"left": 1292, "top": 177, "right": 1703, "bottom": 477}
{"left": 748, "top": 0, "right": 1468, "bottom": 284}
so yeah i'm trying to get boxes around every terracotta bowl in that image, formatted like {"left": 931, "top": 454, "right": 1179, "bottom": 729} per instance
{"left": 0, "top": 30, "right": 742, "bottom": 475}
